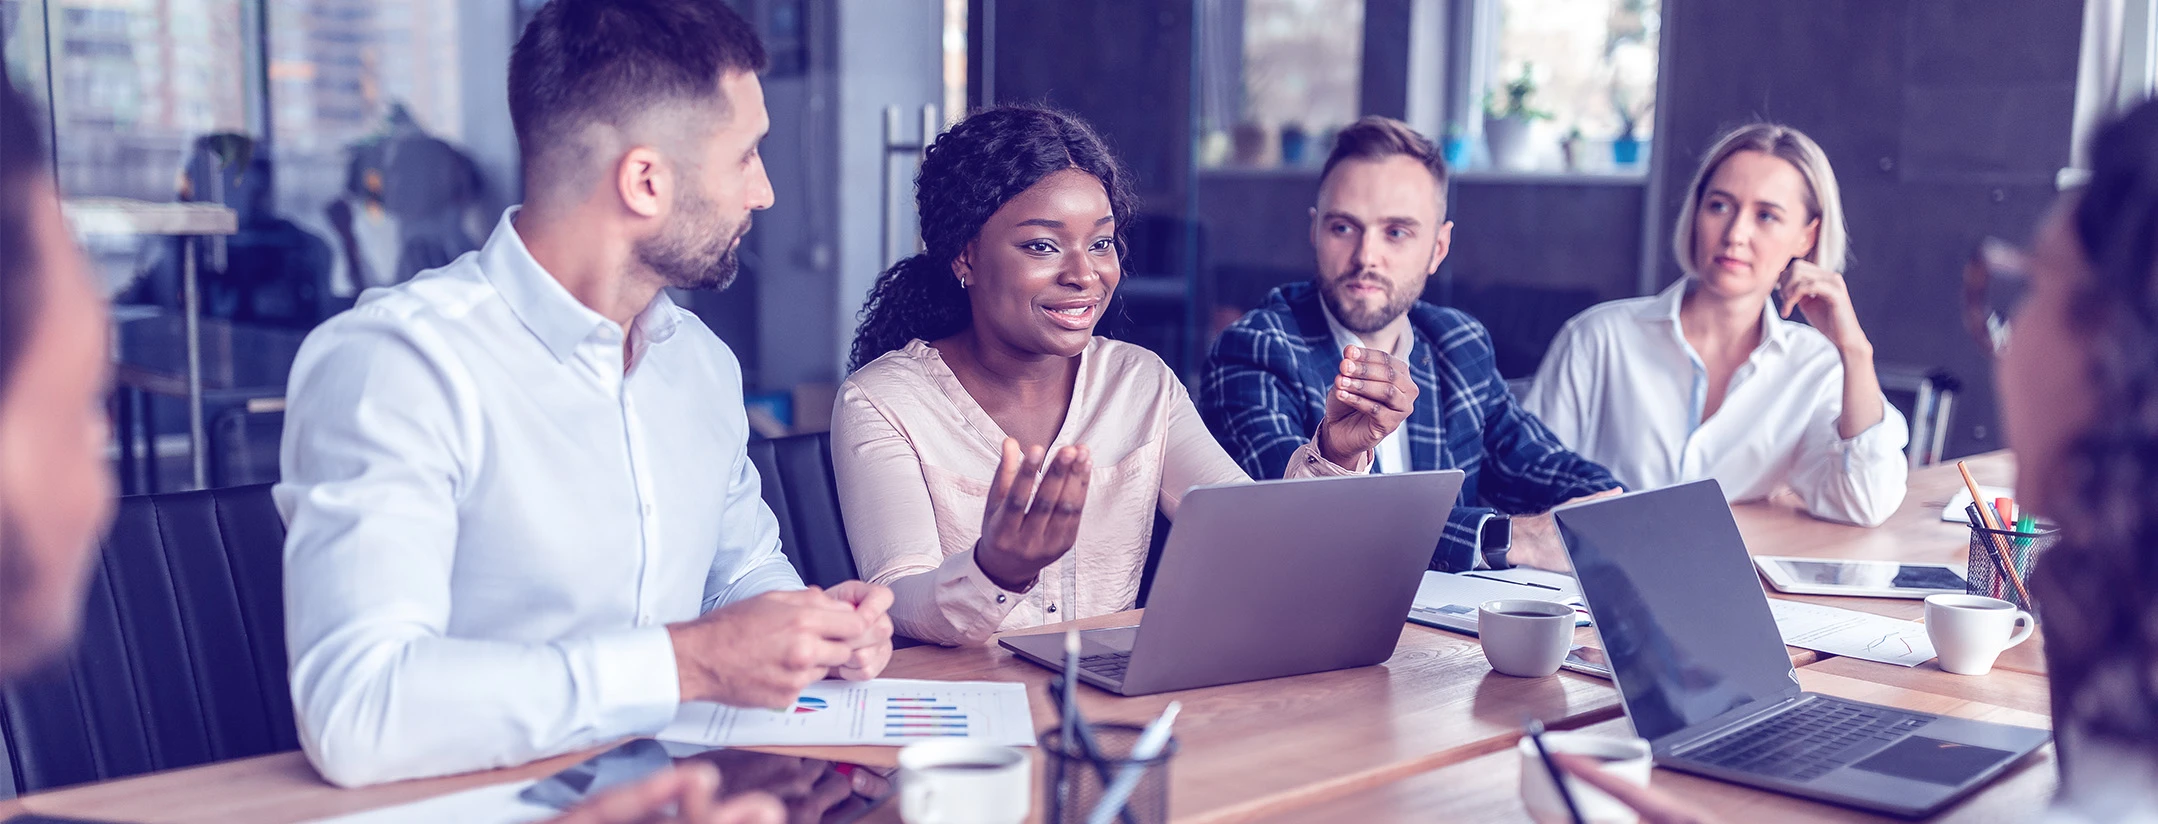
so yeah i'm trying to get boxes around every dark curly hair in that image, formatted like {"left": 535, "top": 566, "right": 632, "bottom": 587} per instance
{"left": 848, "top": 105, "right": 1136, "bottom": 371}
{"left": 2036, "top": 98, "right": 2158, "bottom": 761}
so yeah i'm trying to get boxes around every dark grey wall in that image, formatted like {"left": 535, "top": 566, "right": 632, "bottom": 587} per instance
{"left": 986, "top": 0, "right": 1196, "bottom": 210}
{"left": 1197, "top": 171, "right": 1646, "bottom": 377}
{"left": 1652, "top": 0, "right": 2084, "bottom": 458}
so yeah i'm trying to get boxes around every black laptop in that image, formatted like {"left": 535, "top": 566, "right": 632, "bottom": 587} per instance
{"left": 1554, "top": 480, "right": 2049, "bottom": 819}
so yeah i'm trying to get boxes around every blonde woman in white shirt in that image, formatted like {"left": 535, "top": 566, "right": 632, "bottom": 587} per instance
{"left": 1523, "top": 123, "right": 1907, "bottom": 526}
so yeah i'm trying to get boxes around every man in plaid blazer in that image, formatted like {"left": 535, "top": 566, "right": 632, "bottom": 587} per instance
{"left": 1199, "top": 117, "right": 1620, "bottom": 572}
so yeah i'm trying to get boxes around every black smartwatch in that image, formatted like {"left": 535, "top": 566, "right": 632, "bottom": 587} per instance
{"left": 1478, "top": 515, "right": 1513, "bottom": 569}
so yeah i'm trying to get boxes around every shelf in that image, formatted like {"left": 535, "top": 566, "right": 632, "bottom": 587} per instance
{"left": 63, "top": 198, "right": 239, "bottom": 237}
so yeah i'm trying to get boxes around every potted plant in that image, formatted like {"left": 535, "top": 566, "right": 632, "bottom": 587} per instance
{"left": 1442, "top": 123, "right": 1472, "bottom": 168}
{"left": 1484, "top": 64, "right": 1550, "bottom": 171}
{"left": 1561, "top": 127, "right": 1587, "bottom": 172}
{"left": 1611, "top": 86, "right": 1650, "bottom": 167}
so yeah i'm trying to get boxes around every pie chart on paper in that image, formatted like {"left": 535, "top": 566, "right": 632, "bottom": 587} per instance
{"left": 792, "top": 696, "right": 829, "bottom": 714}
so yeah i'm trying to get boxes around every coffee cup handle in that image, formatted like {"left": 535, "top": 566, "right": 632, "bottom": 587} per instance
{"left": 2003, "top": 611, "right": 2036, "bottom": 649}
{"left": 903, "top": 780, "right": 938, "bottom": 824}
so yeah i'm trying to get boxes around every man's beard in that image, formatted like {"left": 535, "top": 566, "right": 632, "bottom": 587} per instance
{"left": 1322, "top": 269, "right": 1418, "bottom": 334}
{"left": 636, "top": 184, "right": 749, "bottom": 291}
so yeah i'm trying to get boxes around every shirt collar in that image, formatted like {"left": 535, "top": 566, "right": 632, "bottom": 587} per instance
{"left": 1639, "top": 276, "right": 1788, "bottom": 352}
{"left": 1317, "top": 294, "right": 1416, "bottom": 361}
{"left": 479, "top": 207, "right": 680, "bottom": 362}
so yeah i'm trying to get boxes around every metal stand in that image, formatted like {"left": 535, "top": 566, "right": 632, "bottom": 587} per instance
{"left": 66, "top": 198, "right": 237, "bottom": 491}
{"left": 182, "top": 236, "right": 208, "bottom": 488}
{"left": 881, "top": 104, "right": 940, "bottom": 270}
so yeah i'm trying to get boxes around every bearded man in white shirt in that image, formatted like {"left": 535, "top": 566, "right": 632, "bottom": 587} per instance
{"left": 278, "top": 0, "right": 894, "bottom": 789}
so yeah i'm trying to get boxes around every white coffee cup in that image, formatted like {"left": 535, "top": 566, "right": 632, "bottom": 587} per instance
{"left": 1518, "top": 732, "right": 1654, "bottom": 824}
{"left": 897, "top": 741, "right": 1031, "bottom": 824}
{"left": 1925, "top": 594, "right": 2035, "bottom": 676}
{"left": 1481, "top": 599, "right": 1577, "bottom": 677}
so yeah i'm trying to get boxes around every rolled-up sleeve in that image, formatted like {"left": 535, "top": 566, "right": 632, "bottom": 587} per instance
{"left": 277, "top": 316, "right": 678, "bottom": 788}
{"left": 1787, "top": 397, "right": 1909, "bottom": 527}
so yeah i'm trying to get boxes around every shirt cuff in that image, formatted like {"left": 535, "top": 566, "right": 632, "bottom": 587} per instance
{"left": 576, "top": 625, "right": 682, "bottom": 732}
{"left": 1286, "top": 439, "right": 1371, "bottom": 477}
{"left": 1831, "top": 413, "right": 1907, "bottom": 453}
{"left": 1469, "top": 514, "right": 1494, "bottom": 570}
{"left": 929, "top": 547, "right": 1029, "bottom": 641}
{"left": 1435, "top": 507, "right": 1495, "bottom": 572}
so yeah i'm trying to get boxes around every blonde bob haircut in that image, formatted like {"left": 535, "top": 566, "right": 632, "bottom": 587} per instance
{"left": 1672, "top": 122, "right": 1849, "bottom": 277}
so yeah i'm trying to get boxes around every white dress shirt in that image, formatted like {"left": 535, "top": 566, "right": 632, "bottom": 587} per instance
{"left": 277, "top": 208, "right": 801, "bottom": 787}
{"left": 1523, "top": 278, "right": 1908, "bottom": 527}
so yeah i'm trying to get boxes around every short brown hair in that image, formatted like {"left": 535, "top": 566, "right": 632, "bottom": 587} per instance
{"left": 1320, "top": 116, "right": 1450, "bottom": 199}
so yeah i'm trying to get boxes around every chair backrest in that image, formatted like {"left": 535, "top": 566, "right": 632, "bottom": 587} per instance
{"left": 0, "top": 484, "right": 297, "bottom": 795}
{"left": 748, "top": 432, "right": 861, "bottom": 589}
{"left": 1877, "top": 366, "right": 1960, "bottom": 467}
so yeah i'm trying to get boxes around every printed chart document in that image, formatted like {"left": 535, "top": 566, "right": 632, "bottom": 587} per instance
{"left": 1408, "top": 569, "right": 1591, "bottom": 636}
{"left": 660, "top": 679, "right": 1036, "bottom": 748}
{"left": 1768, "top": 599, "right": 1937, "bottom": 667}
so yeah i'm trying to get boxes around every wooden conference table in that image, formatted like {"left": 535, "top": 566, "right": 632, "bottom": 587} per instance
{"left": 0, "top": 454, "right": 2049, "bottom": 823}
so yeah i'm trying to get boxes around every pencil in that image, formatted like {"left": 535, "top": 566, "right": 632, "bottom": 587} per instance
{"left": 1958, "top": 461, "right": 2032, "bottom": 606}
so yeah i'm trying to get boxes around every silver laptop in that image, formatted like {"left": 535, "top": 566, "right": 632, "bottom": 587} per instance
{"left": 1000, "top": 470, "right": 1464, "bottom": 696}
{"left": 1556, "top": 480, "right": 2048, "bottom": 819}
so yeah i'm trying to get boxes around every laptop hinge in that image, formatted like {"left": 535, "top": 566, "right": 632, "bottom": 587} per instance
{"left": 1655, "top": 693, "right": 1815, "bottom": 757}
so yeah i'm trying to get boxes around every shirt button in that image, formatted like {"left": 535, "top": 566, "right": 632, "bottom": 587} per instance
{"left": 642, "top": 504, "right": 654, "bottom": 516}
{"left": 996, "top": 593, "right": 1007, "bottom": 604}
{"left": 1048, "top": 604, "right": 1058, "bottom": 614}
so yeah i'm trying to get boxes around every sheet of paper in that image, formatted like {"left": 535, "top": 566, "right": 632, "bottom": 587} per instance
{"left": 659, "top": 679, "right": 1036, "bottom": 748}
{"left": 301, "top": 779, "right": 553, "bottom": 824}
{"left": 1940, "top": 485, "right": 2013, "bottom": 523}
{"left": 1768, "top": 599, "right": 1937, "bottom": 667}
{"left": 1408, "top": 570, "right": 1590, "bottom": 635}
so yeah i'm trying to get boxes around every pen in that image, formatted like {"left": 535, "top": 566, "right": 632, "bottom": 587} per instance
{"left": 1527, "top": 718, "right": 1586, "bottom": 824}
{"left": 1059, "top": 629, "right": 1081, "bottom": 809}
{"left": 2013, "top": 513, "right": 2037, "bottom": 577}
{"left": 1959, "top": 462, "right": 2031, "bottom": 605}
{"left": 1085, "top": 702, "right": 1181, "bottom": 824}
{"left": 1048, "top": 677, "right": 1134, "bottom": 824}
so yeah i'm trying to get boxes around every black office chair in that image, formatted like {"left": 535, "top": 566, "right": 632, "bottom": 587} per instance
{"left": 0, "top": 484, "right": 298, "bottom": 795}
{"left": 748, "top": 432, "right": 862, "bottom": 589}
{"left": 1878, "top": 366, "right": 1960, "bottom": 467}
{"left": 748, "top": 432, "right": 926, "bottom": 650}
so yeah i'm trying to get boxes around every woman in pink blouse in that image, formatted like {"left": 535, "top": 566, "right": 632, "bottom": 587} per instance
{"left": 833, "top": 106, "right": 1418, "bottom": 646}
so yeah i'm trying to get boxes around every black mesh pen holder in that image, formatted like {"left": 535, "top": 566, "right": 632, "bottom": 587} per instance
{"left": 1043, "top": 723, "right": 1178, "bottom": 824}
{"left": 1964, "top": 504, "right": 2058, "bottom": 612}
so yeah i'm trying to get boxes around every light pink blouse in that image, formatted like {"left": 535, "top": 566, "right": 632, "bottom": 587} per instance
{"left": 831, "top": 338, "right": 1358, "bottom": 646}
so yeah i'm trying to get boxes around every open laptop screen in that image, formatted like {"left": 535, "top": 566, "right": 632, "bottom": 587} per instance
{"left": 1555, "top": 480, "right": 1803, "bottom": 742}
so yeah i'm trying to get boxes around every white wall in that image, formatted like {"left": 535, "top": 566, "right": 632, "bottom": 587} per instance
{"left": 459, "top": 0, "right": 520, "bottom": 215}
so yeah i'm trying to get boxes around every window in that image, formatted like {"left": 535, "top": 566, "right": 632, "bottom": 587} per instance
{"left": 43, "top": 0, "right": 251, "bottom": 200}
{"left": 1198, "top": 0, "right": 1364, "bottom": 168}
{"left": 268, "top": 0, "right": 470, "bottom": 296}
{"left": 1482, "top": 0, "right": 1658, "bottom": 173}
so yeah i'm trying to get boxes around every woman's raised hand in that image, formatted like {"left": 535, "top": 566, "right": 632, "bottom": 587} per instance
{"left": 972, "top": 438, "right": 1092, "bottom": 592}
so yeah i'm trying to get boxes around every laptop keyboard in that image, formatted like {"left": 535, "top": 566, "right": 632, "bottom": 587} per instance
{"left": 1079, "top": 650, "right": 1131, "bottom": 681}
{"left": 1686, "top": 699, "right": 1934, "bottom": 782}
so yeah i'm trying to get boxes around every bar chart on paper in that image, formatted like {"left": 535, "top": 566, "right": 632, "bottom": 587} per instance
{"left": 884, "top": 695, "right": 971, "bottom": 738}
{"left": 659, "top": 679, "right": 1037, "bottom": 747}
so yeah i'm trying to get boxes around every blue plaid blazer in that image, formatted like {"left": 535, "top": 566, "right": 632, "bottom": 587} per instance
{"left": 1198, "top": 281, "right": 1621, "bottom": 571}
